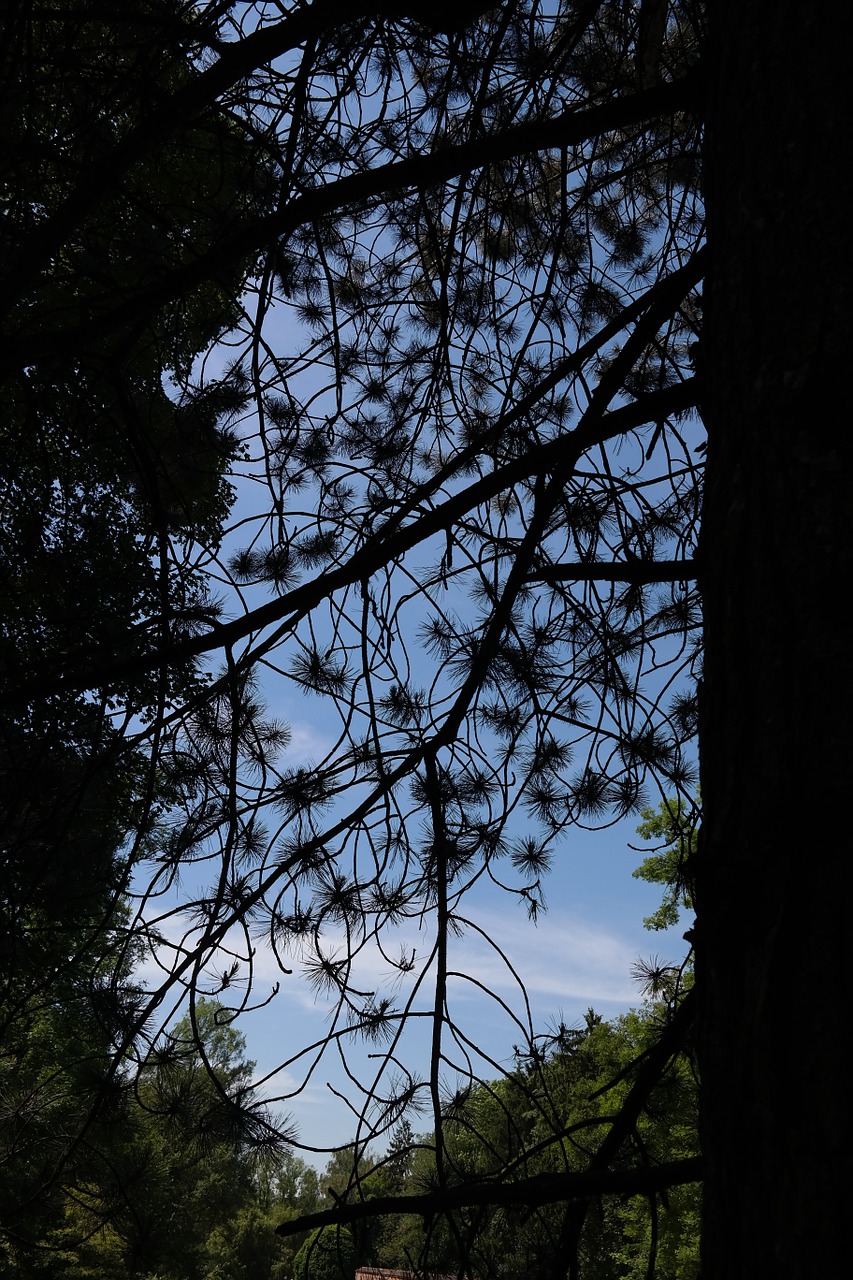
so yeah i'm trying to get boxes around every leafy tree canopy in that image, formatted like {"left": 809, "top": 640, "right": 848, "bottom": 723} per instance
{"left": 632, "top": 794, "right": 698, "bottom": 931}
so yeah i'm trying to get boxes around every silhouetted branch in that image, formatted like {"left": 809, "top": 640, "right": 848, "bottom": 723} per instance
{"left": 275, "top": 1157, "right": 702, "bottom": 1236}
{"left": 529, "top": 559, "right": 698, "bottom": 584}
{"left": 6, "top": 277, "right": 701, "bottom": 706}
{"left": 4, "top": 73, "right": 701, "bottom": 368}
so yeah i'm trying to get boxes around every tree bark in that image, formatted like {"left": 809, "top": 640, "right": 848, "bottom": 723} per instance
{"left": 700, "top": 3, "right": 851, "bottom": 1275}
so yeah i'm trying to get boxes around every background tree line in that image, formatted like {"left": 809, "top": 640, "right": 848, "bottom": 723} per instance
{"left": 3, "top": 986, "right": 699, "bottom": 1280}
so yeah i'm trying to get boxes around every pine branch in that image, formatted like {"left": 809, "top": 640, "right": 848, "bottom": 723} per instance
{"left": 529, "top": 558, "right": 699, "bottom": 585}
{"left": 0, "top": 2, "right": 397, "bottom": 309}
{"left": 7, "top": 360, "right": 699, "bottom": 703}
{"left": 274, "top": 1156, "right": 703, "bottom": 1237}
{"left": 3, "top": 71, "right": 701, "bottom": 368}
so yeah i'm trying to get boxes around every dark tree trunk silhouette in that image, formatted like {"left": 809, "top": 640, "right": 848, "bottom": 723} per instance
{"left": 701, "top": 2, "right": 850, "bottom": 1274}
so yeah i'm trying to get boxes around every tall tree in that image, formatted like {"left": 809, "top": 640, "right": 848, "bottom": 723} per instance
{"left": 700, "top": 1, "right": 848, "bottom": 1273}
{"left": 0, "top": 0, "right": 271, "bottom": 1247}
{"left": 4, "top": 999, "right": 281, "bottom": 1278}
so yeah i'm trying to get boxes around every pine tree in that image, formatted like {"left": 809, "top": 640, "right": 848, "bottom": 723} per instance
{"left": 700, "top": 1, "right": 848, "bottom": 1273}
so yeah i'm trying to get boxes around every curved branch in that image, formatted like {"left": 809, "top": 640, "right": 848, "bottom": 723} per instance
{"left": 1, "top": 1, "right": 468, "bottom": 310}
{"left": 4, "top": 71, "right": 701, "bottom": 367}
{"left": 555, "top": 988, "right": 697, "bottom": 1275}
{"left": 9, "top": 369, "right": 699, "bottom": 702}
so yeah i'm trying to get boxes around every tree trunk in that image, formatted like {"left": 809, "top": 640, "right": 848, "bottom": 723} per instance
{"left": 700, "top": 3, "right": 851, "bottom": 1274}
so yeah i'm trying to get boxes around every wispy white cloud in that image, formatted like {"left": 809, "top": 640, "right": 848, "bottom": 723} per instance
{"left": 240, "top": 901, "right": 641, "bottom": 1067}
{"left": 129, "top": 872, "right": 651, "bottom": 1161}
{"left": 133, "top": 885, "right": 642, "bottom": 1032}
{"left": 446, "top": 907, "right": 638, "bottom": 1006}
{"left": 282, "top": 718, "right": 338, "bottom": 765}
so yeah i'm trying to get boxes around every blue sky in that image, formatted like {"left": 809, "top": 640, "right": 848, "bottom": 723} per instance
{"left": 241, "top": 586, "right": 690, "bottom": 1154}
{"left": 136, "top": 647, "right": 689, "bottom": 1164}
{"left": 134, "top": 476, "right": 697, "bottom": 1169}
{"left": 141, "top": 231, "right": 700, "bottom": 1165}
{"left": 134, "top": 642, "right": 690, "bottom": 1163}
{"left": 241, "top": 808, "right": 686, "bottom": 1160}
